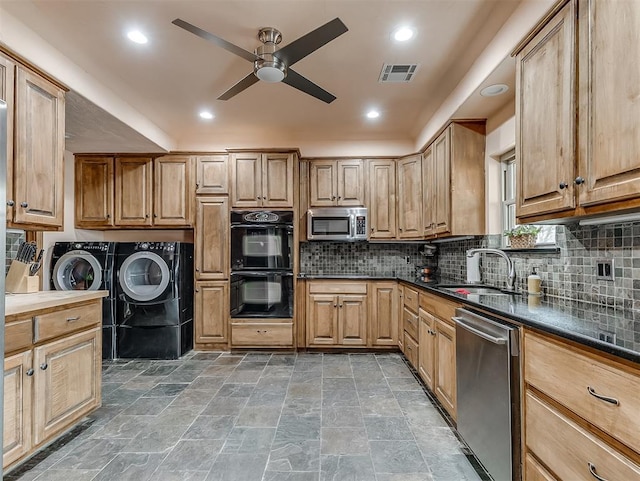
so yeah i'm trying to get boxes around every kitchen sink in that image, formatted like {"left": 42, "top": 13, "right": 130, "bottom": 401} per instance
{"left": 437, "top": 285, "right": 514, "bottom": 296}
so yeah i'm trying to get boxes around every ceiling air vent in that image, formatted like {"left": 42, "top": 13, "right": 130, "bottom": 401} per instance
{"left": 379, "top": 64, "right": 419, "bottom": 83}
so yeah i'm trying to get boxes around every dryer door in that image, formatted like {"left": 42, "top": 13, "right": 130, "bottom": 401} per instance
{"left": 52, "top": 250, "right": 103, "bottom": 291}
{"left": 118, "top": 252, "right": 170, "bottom": 302}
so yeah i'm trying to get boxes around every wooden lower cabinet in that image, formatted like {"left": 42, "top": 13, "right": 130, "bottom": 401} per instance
{"left": 418, "top": 309, "right": 435, "bottom": 390}
{"left": 524, "top": 453, "right": 557, "bottom": 481}
{"left": 369, "top": 282, "right": 398, "bottom": 346}
{"left": 3, "top": 351, "right": 32, "bottom": 468}
{"left": 403, "top": 331, "right": 418, "bottom": 369}
{"left": 231, "top": 322, "right": 293, "bottom": 347}
{"left": 195, "top": 281, "right": 228, "bottom": 348}
{"left": 434, "top": 318, "right": 456, "bottom": 418}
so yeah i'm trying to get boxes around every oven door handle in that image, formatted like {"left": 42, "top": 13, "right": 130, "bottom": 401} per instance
{"left": 231, "top": 224, "right": 294, "bottom": 230}
{"left": 231, "top": 271, "right": 294, "bottom": 277}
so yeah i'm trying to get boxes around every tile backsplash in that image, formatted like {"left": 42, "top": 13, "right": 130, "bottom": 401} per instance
{"left": 6, "top": 230, "right": 25, "bottom": 274}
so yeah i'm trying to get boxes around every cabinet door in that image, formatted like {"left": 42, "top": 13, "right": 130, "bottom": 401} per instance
{"left": 369, "top": 282, "right": 398, "bottom": 346}
{"left": 33, "top": 327, "right": 101, "bottom": 446}
{"left": 231, "top": 153, "right": 261, "bottom": 207}
{"left": 75, "top": 157, "right": 114, "bottom": 227}
{"left": 433, "top": 128, "right": 451, "bottom": 235}
{"left": 196, "top": 155, "right": 228, "bottom": 195}
{"left": 516, "top": 2, "right": 576, "bottom": 218}
{"left": 154, "top": 156, "right": 193, "bottom": 226}
{"left": 397, "top": 155, "right": 422, "bottom": 238}
{"left": 524, "top": 453, "right": 557, "bottom": 481}
{"left": 3, "top": 350, "right": 32, "bottom": 469}
{"left": 422, "top": 147, "right": 436, "bottom": 237}
{"left": 338, "top": 294, "right": 367, "bottom": 346}
{"left": 367, "top": 160, "right": 396, "bottom": 239}
{"left": 337, "top": 159, "right": 364, "bottom": 206}
{"left": 307, "top": 294, "right": 338, "bottom": 345}
{"left": 262, "top": 153, "right": 294, "bottom": 207}
{"left": 0, "top": 53, "right": 15, "bottom": 224}
{"left": 195, "top": 197, "right": 229, "bottom": 279}
{"left": 435, "top": 318, "right": 456, "bottom": 419}
{"left": 115, "top": 157, "right": 153, "bottom": 226}
{"left": 195, "top": 281, "right": 228, "bottom": 345}
{"left": 14, "top": 66, "right": 64, "bottom": 227}
{"left": 578, "top": 0, "right": 640, "bottom": 207}
{"left": 309, "top": 160, "right": 337, "bottom": 206}
{"left": 418, "top": 310, "right": 435, "bottom": 390}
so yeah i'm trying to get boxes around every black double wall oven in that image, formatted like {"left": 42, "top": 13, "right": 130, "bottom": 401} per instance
{"left": 230, "top": 211, "right": 294, "bottom": 319}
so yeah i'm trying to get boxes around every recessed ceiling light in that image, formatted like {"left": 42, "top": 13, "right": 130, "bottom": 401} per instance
{"left": 366, "top": 110, "right": 380, "bottom": 119}
{"left": 127, "top": 30, "right": 148, "bottom": 44}
{"left": 393, "top": 26, "right": 415, "bottom": 42}
{"left": 199, "top": 111, "right": 214, "bottom": 120}
{"left": 480, "top": 83, "right": 509, "bottom": 97}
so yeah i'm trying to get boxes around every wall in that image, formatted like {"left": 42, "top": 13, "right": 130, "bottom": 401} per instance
{"left": 485, "top": 112, "right": 515, "bottom": 235}
{"left": 5, "top": 229, "right": 25, "bottom": 274}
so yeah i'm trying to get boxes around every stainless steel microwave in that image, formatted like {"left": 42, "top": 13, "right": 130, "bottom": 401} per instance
{"left": 307, "top": 207, "right": 368, "bottom": 241}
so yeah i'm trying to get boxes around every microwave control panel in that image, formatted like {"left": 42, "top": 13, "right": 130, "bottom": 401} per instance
{"left": 356, "top": 216, "right": 366, "bottom": 235}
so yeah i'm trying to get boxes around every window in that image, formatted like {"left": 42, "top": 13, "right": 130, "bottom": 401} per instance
{"left": 501, "top": 149, "right": 555, "bottom": 247}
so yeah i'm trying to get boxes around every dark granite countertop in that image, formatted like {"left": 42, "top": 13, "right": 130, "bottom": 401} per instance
{"left": 299, "top": 273, "right": 640, "bottom": 364}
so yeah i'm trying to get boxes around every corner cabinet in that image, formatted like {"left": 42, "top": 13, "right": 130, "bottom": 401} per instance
{"left": 366, "top": 159, "right": 396, "bottom": 239}
{"left": 515, "top": 0, "right": 640, "bottom": 222}
{"left": 1, "top": 50, "right": 66, "bottom": 230}
{"left": 309, "top": 159, "right": 364, "bottom": 207}
{"left": 230, "top": 152, "right": 295, "bottom": 208}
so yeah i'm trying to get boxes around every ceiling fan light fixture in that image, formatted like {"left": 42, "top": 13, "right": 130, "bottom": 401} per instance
{"left": 256, "top": 64, "right": 286, "bottom": 82}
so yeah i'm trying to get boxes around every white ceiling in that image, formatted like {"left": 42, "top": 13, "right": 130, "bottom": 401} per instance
{"left": 2, "top": 0, "right": 522, "bottom": 153}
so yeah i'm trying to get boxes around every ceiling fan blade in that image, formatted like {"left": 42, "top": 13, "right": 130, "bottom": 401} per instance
{"left": 172, "top": 18, "right": 258, "bottom": 63}
{"left": 218, "top": 72, "right": 260, "bottom": 100}
{"left": 274, "top": 18, "right": 348, "bottom": 67}
{"left": 282, "top": 69, "right": 336, "bottom": 104}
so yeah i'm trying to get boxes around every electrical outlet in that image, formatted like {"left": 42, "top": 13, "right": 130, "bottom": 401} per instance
{"left": 598, "top": 330, "right": 616, "bottom": 344}
{"left": 596, "top": 259, "right": 614, "bottom": 281}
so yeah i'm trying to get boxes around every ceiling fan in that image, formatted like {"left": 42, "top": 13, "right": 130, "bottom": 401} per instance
{"left": 172, "top": 17, "right": 348, "bottom": 104}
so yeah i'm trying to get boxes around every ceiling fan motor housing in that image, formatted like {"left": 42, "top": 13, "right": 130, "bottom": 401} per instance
{"left": 254, "top": 27, "right": 287, "bottom": 82}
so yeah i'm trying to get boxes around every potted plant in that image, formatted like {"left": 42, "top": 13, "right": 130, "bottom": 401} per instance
{"left": 504, "top": 225, "right": 541, "bottom": 249}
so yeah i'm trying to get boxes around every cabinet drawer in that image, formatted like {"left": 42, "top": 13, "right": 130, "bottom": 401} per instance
{"left": 231, "top": 323, "right": 293, "bottom": 347}
{"left": 524, "top": 331, "right": 640, "bottom": 453}
{"left": 403, "top": 286, "right": 419, "bottom": 312}
{"left": 34, "top": 303, "right": 101, "bottom": 343}
{"left": 419, "top": 291, "right": 459, "bottom": 322}
{"left": 5, "top": 319, "right": 33, "bottom": 353}
{"left": 525, "top": 391, "right": 640, "bottom": 481}
{"left": 308, "top": 282, "right": 367, "bottom": 295}
{"left": 403, "top": 332, "right": 418, "bottom": 369}
{"left": 402, "top": 307, "right": 418, "bottom": 340}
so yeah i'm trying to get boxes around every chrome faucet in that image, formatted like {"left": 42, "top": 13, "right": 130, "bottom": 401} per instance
{"left": 466, "top": 248, "right": 516, "bottom": 292}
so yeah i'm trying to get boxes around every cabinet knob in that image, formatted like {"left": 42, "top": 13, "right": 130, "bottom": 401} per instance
{"left": 339, "top": 304, "right": 343, "bottom": 308}
{"left": 20, "top": 202, "right": 28, "bottom": 208}
{"left": 153, "top": 214, "right": 157, "bottom": 218}
{"left": 333, "top": 304, "right": 337, "bottom": 308}
{"left": 574, "top": 176, "right": 585, "bottom": 185}
{"left": 40, "top": 363, "right": 48, "bottom": 371}
{"left": 195, "top": 267, "right": 200, "bottom": 272}
{"left": 26, "top": 369, "right": 34, "bottom": 377}
{"left": 371, "top": 227, "right": 374, "bottom": 232}
{"left": 106, "top": 214, "right": 110, "bottom": 218}
{"left": 256, "top": 197, "right": 260, "bottom": 200}
{"left": 6, "top": 200, "right": 14, "bottom": 207}
{"left": 338, "top": 196, "right": 341, "bottom": 200}
{"left": 195, "top": 289, "right": 199, "bottom": 293}
{"left": 331, "top": 196, "right": 336, "bottom": 200}
{"left": 195, "top": 183, "right": 200, "bottom": 188}
{"left": 399, "top": 227, "right": 403, "bottom": 232}
{"left": 559, "top": 182, "right": 568, "bottom": 189}
{"left": 145, "top": 214, "right": 149, "bottom": 218}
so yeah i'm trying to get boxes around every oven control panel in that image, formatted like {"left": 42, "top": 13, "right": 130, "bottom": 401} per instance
{"left": 356, "top": 215, "right": 367, "bottom": 235}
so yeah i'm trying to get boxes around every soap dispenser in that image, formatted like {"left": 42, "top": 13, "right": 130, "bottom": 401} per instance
{"left": 527, "top": 267, "right": 542, "bottom": 295}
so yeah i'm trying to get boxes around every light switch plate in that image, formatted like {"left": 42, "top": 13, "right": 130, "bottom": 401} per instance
{"left": 596, "top": 259, "right": 614, "bottom": 281}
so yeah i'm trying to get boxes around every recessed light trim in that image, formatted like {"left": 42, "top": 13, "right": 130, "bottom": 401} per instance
{"left": 366, "top": 110, "right": 380, "bottom": 119}
{"left": 199, "top": 111, "right": 214, "bottom": 120}
{"left": 480, "top": 83, "right": 509, "bottom": 97}
{"left": 127, "top": 30, "right": 148, "bottom": 44}
{"left": 393, "top": 26, "right": 415, "bottom": 42}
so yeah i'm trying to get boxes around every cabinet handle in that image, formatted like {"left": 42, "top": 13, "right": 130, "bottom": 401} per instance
{"left": 66, "top": 316, "right": 80, "bottom": 322}
{"left": 20, "top": 202, "right": 28, "bottom": 208}
{"left": 195, "top": 183, "right": 200, "bottom": 188}
{"left": 40, "top": 363, "right": 48, "bottom": 371}
{"left": 587, "top": 386, "right": 619, "bottom": 406}
{"left": 26, "top": 369, "right": 34, "bottom": 377}
{"left": 574, "top": 176, "right": 585, "bottom": 185}
{"left": 559, "top": 182, "right": 568, "bottom": 189}
{"left": 256, "top": 330, "right": 267, "bottom": 334}
{"left": 587, "top": 462, "right": 609, "bottom": 481}
{"left": 6, "top": 200, "right": 14, "bottom": 207}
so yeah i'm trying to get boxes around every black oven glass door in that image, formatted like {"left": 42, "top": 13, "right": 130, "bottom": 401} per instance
{"left": 231, "top": 226, "right": 293, "bottom": 270}
{"left": 311, "top": 217, "right": 351, "bottom": 236}
{"left": 230, "top": 272, "right": 293, "bottom": 318}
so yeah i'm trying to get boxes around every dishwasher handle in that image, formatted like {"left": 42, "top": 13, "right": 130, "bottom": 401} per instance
{"left": 453, "top": 316, "right": 508, "bottom": 345}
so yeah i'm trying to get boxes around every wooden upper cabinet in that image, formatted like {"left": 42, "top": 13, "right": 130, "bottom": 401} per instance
{"left": 13, "top": 66, "right": 64, "bottom": 228}
{"left": 0, "top": 53, "right": 16, "bottom": 225}
{"left": 367, "top": 159, "right": 396, "bottom": 239}
{"left": 115, "top": 157, "right": 153, "bottom": 226}
{"left": 195, "top": 196, "right": 229, "bottom": 280}
{"left": 231, "top": 152, "right": 294, "bottom": 208}
{"left": 196, "top": 154, "right": 228, "bottom": 195}
{"left": 577, "top": 0, "right": 640, "bottom": 208}
{"left": 154, "top": 155, "right": 193, "bottom": 226}
{"left": 309, "top": 159, "right": 364, "bottom": 207}
{"left": 422, "top": 147, "right": 435, "bottom": 237}
{"left": 75, "top": 157, "right": 114, "bottom": 228}
{"left": 397, "top": 154, "right": 422, "bottom": 238}
{"left": 433, "top": 128, "right": 451, "bottom": 235}
{"left": 516, "top": 0, "right": 576, "bottom": 219}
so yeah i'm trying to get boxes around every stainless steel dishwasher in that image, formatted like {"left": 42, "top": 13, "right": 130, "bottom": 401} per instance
{"left": 453, "top": 307, "right": 521, "bottom": 481}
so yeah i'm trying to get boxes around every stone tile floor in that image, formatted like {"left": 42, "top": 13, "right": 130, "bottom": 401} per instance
{"left": 5, "top": 352, "right": 488, "bottom": 481}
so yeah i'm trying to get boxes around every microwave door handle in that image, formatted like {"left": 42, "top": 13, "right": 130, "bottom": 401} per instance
{"left": 351, "top": 214, "right": 356, "bottom": 239}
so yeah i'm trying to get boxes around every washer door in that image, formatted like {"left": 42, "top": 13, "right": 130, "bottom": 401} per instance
{"left": 53, "top": 250, "right": 103, "bottom": 291}
{"left": 118, "top": 251, "right": 170, "bottom": 302}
